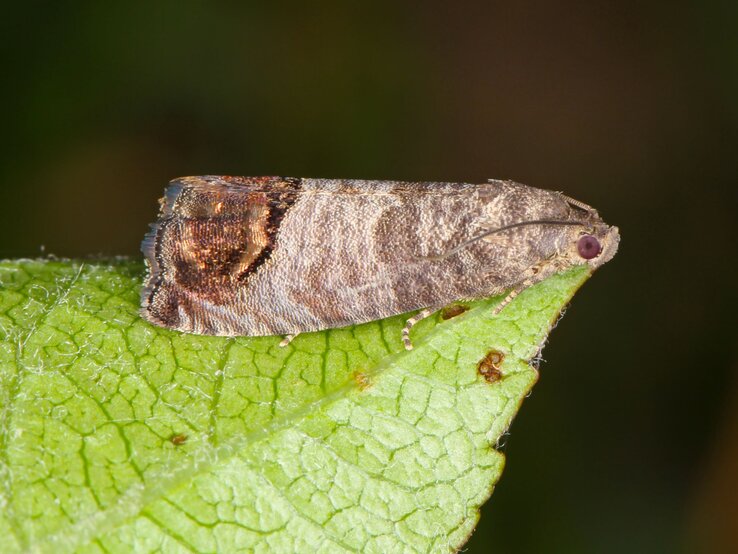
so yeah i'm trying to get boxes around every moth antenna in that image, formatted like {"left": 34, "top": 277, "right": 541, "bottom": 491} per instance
{"left": 424, "top": 219, "right": 587, "bottom": 261}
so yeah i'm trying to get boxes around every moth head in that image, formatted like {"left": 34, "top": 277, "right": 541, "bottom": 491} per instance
{"left": 557, "top": 204, "right": 619, "bottom": 270}
{"left": 571, "top": 224, "right": 619, "bottom": 269}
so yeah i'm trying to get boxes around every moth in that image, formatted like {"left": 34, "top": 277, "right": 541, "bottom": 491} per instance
{"left": 141, "top": 176, "right": 619, "bottom": 349}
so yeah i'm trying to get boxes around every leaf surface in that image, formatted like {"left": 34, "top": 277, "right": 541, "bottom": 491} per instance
{"left": 0, "top": 260, "right": 590, "bottom": 553}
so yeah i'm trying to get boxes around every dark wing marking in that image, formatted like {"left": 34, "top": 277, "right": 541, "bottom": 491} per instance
{"left": 141, "top": 177, "right": 301, "bottom": 327}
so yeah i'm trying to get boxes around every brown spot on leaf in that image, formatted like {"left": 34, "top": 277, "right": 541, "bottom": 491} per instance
{"left": 170, "top": 433, "right": 188, "bottom": 446}
{"left": 353, "top": 371, "right": 372, "bottom": 390}
{"left": 440, "top": 304, "right": 469, "bottom": 320}
{"left": 477, "top": 350, "right": 505, "bottom": 383}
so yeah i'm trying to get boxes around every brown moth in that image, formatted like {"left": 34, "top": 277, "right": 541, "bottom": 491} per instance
{"left": 141, "top": 176, "right": 619, "bottom": 349}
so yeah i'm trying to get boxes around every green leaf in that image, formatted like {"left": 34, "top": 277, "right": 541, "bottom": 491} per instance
{"left": 0, "top": 259, "right": 591, "bottom": 553}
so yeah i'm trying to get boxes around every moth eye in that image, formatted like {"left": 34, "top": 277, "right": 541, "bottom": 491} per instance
{"left": 577, "top": 235, "right": 601, "bottom": 260}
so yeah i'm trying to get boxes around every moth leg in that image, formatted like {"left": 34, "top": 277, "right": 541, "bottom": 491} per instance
{"left": 279, "top": 334, "right": 297, "bottom": 347}
{"left": 402, "top": 308, "right": 435, "bottom": 351}
{"left": 492, "top": 286, "right": 525, "bottom": 316}
{"left": 492, "top": 266, "right": 544, "bottom": 316}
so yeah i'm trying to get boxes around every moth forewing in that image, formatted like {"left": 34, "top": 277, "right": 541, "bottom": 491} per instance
{"left": 141, "top": 176, "right": 619, "bottom": 349}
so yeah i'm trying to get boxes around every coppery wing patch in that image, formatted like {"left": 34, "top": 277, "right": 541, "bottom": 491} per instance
{"left": 141, "top": 177, "right": 300, "bottom": 326}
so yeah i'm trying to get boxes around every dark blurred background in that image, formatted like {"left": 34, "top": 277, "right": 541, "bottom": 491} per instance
{"left": 1, "top": 2, "right": 736, "bottom": 552}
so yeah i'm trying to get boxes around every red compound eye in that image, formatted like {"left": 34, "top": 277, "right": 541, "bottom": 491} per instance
{"left": 577, "top": 235, "right": 601, "bottom": 259}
